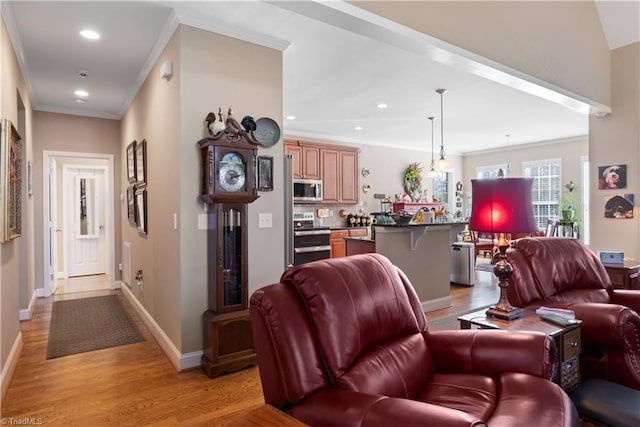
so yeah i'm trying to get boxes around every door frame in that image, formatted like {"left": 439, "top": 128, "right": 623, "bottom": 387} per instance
{"left": 42, "top": 151, "right": 116, "bottom": 295}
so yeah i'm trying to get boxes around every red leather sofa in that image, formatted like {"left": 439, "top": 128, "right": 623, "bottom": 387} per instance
{"left": 250, "top": 253, "right": 579, "bottom": 426}
{"left": 507, "top": 237, "right": 640, "bottom": 390}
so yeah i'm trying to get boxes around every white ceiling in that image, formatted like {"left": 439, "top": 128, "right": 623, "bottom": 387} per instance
{"left": 3, "top": 1, "right": 638, "bottom": 154}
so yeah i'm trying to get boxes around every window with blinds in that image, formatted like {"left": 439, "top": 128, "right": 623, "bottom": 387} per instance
{"left": 523, "top": 159, "right": 561, "bottom": 229}
{"left": 434, "top": 171, "right": 450, "bottom": 204}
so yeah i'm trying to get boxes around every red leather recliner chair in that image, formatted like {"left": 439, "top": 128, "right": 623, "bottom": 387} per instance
{"left": 507, "top": 237, "right": 640, "bottom": 390}
{"left": 250, "top": 253, "right": 579, "bottom": 427}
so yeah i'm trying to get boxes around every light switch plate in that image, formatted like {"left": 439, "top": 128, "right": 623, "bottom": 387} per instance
{"left": 197, "top": 213, "right": 208, "bottom": 230}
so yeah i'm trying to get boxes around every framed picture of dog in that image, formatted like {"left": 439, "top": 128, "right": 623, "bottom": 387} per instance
{"left": 604, "top": 193, "right": 634, "bottom": 219}
{"left": 598, "top": 164, "right": 627, "bottom": 189}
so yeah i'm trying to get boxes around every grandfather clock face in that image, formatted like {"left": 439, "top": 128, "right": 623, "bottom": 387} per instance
{"left": 198, "top": 139, "right": 258, "bottom": 204}
{"left": 218, "top": 152, "right": 246, "bottom": 192}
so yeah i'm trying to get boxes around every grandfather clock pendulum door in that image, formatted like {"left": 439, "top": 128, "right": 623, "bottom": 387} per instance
{"left": 199, "top": 136, "right": 258, "bottom": 378}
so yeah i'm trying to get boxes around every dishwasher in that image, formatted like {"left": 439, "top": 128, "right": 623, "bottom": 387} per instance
{"left": 451, "top": 242, "right": 475, "bottom": 286}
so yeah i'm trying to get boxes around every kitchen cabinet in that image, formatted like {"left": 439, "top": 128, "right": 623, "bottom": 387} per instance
{"left": 330, "top": 230, "right": 349, "bottom": 258}
{"left": 322, "top": 147, "right": 358, "bottom": 204}
{"left": 331, "top": 228, "right": 369, "bottom": 258}
{"left": 284, "top": 140, "right": 320, "bottom": 180}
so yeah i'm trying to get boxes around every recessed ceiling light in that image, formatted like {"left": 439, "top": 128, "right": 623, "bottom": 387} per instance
{"left": 354, "top": 126, "right": 363, "bottom": 131}
{"left": 80, "top": 29, "right": 100, "bottom": 40}
{"left": 377, "top": 103, "right": 388, "bottom": 109}
{"left": 74, "top": 89, "right": 89, "bottom": 97}
{"left": 74, "top": 99, "right": 86, "bottom": 104}
{"left": 286, "top": 115, "right": 296, "bottom": 120}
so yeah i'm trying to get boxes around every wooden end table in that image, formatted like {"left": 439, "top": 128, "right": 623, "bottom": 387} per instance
{"left": 602, "top": 260, "right": 640, "bottom": 290}
{"left": 458, "top": 308, "right": 581, "bottom": 391}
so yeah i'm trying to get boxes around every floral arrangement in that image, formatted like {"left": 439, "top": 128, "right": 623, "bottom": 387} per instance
{"left": 404, "top": 162, "right": 423, "bottom": 186}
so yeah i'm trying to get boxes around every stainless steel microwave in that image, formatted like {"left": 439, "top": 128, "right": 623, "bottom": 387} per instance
{"left": 293, "top": 179, "right": 323, "bottom": 203}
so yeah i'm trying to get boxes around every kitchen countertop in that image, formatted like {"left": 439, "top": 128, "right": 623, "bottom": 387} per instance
{"left": 373, "top": 221, "right": 468, "bottom": 227}
{"left": 329, "top": 226, "right": 370, "bottom": 230}
{"left": 344, "top": 236, "right": 375, "bottom": 243}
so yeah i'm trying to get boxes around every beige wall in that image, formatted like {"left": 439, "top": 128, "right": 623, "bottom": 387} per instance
{"left": 178, "top": 25, "right": 284, "bottom": 353}
{"left": 589, "top": 43, "right": 640, "bottom": 258}
{"left": 122, "top": 24, "right": 284, "bottom": 354}
{"left": 1, "top": 13, "right": 34, "bottom": 390}
{"left": 33, "top": 112, "right": 122, "bottom": 292}
{"left": 121, "top": 27, "right": 182, "bottom": 349}
{"left": 353, "top": 1, "right": 611, "bottom": 107}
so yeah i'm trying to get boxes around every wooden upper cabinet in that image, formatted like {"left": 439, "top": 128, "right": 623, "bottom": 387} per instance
{"left": 321, "top": 148, "right": 340, "bottom": 203}
{"left": 284, "top": 140, "right": 320, "bottom": 179}
{"left": 322, "top": 147, "right": 358, "bottom": 204}
{"left": 285, "top": 139, "right": 359, "bottom": 204}
{"left": 339, "top": 150, "right": 358, "bottom": 204}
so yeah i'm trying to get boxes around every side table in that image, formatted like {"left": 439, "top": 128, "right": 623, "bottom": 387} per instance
{"left": 602, "top": 260, "right": 640, "bottom": 290}
{"left": 458, "top": 308, "right": 581, "bottom": 391}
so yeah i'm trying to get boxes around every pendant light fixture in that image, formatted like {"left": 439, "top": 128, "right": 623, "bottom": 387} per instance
{"left": 426, "top": 116, "right": 438, "bottom": 178}
{"left": 434, "top": 88, "right": 451, "bottom": 170}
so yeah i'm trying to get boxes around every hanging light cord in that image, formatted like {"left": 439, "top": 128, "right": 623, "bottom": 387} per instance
{"left": 429, "top": 117, "right": 435, "bottom": 168}
{"left": 437, "top": 89, "right": 447, "bottom": 161}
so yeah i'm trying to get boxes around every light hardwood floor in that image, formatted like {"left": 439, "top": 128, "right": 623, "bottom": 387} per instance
{"left": 1, "top": 265, "right": 498, "bottom": 426}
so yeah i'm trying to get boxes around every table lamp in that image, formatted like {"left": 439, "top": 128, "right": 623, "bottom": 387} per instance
{"left": 469, "top": 178, "right": 538, "bottom": 320}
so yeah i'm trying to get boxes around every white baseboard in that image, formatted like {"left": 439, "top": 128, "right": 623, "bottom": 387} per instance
{"left": 120, "top": 285, "right": 202, "bottom": 372}
{"left": 35, "top": 287, "right": 48, "bottom": 298}
{"left": 111, "top": 280, "right": 122, "bottom": 290}
{"left": 1, "top": 332, "right": 23, "bottom": 404}
{"left": 19, "top": 291, "right": 37, "bottom": 320}
{"left": 421, "top": 296, "right": 452, "bottom": 313}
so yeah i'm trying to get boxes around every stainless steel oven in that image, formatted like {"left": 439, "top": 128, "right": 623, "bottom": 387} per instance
{"left": 292, "top": 212, "right": 331, "bottom": 265}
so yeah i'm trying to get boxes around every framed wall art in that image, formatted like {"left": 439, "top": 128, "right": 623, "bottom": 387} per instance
{"left": 257, "top": 155, "right": 273, "bottom": 191}
{"left": 127, "top": 185, "right": 136, "bottom": 224}
{"left": 598, "top": 164, "right": 627, "bottom": 189}
{"left": 604, "top": 194, "right": 634, "bottom": 219}
{"left": 1, "top": 118, "right": 23, "bottom": 242}
{"left": 135, "top": 187, "right": 147, "bottom": 235}
{"left": 135, "top": 139, "right": 147, "bottom": 186}
{"left": 126, "top": 140, "right": 137, "bottom": 183}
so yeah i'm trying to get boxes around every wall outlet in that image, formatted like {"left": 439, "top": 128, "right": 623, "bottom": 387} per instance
{"left": 258, "top": 213, "right": 273, "bottom": 228}
{"left": 118, "top": 263, "right": 123, "bottom": 271}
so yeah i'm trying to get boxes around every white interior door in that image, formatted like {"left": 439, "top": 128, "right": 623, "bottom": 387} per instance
{"left": 48, "top": 158, "right": 58, "bottom": 294}
{"left": 65, "top": 167, "right": 106, "bottom": 277}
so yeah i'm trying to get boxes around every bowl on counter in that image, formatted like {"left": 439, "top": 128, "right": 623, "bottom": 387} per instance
{"left": 390, "top": 213, "right": 412, "bottom": 225}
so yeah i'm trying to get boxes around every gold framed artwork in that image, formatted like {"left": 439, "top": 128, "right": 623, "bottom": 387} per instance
{"left": 0, "top": 118, "right": 23, "bottom": 242}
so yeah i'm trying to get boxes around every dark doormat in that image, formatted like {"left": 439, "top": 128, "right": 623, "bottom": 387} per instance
{"left": 46, "top": 295, "right": 144, "bottom": 359}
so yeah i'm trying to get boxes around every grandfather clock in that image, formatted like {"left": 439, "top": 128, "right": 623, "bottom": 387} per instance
{"left": 198, "top": 135, "right": 259, "bottom": 378}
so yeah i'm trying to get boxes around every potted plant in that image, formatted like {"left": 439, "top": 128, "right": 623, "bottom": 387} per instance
{"left": 561, "top": 181, "right": 581, "bottom": 225}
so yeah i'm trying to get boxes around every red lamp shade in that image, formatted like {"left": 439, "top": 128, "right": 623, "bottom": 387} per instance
{"left": 469, "top": 178, "right": 538, "bottom": 234}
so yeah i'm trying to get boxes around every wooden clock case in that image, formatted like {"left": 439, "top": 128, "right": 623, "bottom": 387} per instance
{"left": 198, "top": 135, "right": 259, "bottom": 378}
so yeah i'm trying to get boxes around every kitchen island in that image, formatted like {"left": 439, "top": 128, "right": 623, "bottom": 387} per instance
{"left": 345, "top": 222, "right": 467, "bottom": 312}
